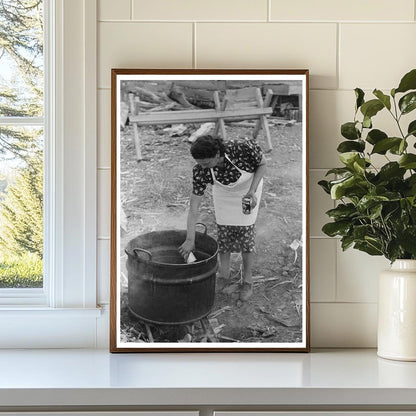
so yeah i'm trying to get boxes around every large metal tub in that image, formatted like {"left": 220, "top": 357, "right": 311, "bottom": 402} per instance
{"left": 125, "top": 225, "right": 218, "bottom": 325}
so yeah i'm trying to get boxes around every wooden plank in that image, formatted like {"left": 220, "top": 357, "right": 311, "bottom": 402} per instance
{"left": 129, "top": 93, "right": 143, "bottom": 161}
{"left": 225, "top": 87, "right": 260, "bottom": 110}
{"left": 129, "top": 107, "right": 272, "bottom": 125}
{"left": 253, "top": 88, "right": 273, "bottom": 151}
{"left": 262, "top": 83, "right": 289, "bottom": 95}
{"left": 213, "top": 90, "right": 227, "bottom": 139}
{"left": 200, "top": 317, "right": 218, "bottom": 343}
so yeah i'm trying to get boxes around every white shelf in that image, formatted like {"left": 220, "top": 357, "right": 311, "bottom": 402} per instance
{"left": 0, "top": 349, "right": 415, "bottom": 408}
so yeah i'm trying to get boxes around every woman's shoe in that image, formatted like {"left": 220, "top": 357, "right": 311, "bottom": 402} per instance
{"left": 240, "top": 281, "right": 253, "bottom": 301}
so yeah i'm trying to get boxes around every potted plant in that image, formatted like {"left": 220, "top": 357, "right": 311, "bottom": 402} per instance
{"left": 319, "top": 68, "right": 416, "bottom": 361}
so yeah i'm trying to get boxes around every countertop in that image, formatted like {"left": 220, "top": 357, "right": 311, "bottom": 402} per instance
{"left": 0, "top": 348, "right": 416, "bottom": 409}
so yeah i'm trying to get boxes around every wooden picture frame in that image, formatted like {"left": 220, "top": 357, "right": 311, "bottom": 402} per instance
{"left": 110, "top": 69, "right": 310, "bottom": 352}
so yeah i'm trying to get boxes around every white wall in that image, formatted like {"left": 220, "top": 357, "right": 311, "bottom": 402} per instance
{"left": 96, "top": 0, "right": 416, "bottom": 348}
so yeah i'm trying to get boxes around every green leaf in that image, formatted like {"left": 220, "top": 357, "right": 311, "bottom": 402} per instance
{"left": 325, "top": 167, "right": 352, "bottom": 176}
{"left": 339, "top": 152, "right": 360, "bottom": 167}
{"left": 366, "top": 129, "right": 388, "bottom": 145}
{"left": 330, "top": 175, "right": 368, "bottom": 200}
{"left": 386, "top": 240, "right": 403, "bottom": 263}
{"left": 363, "top": 115, "right": 372, "bottom": 129}
{"left": 395, "top": 69, "right": 416, "bottom": 94}
{"left": 399, "top": 92, "right": 416, "bottom": 115}
{"left": 398, "top": 226, "right": 416, "bottom": 255}
{"left": 326, "top": 203, "right": 357, "bottom": 220}
{"left": 369, "top": 203, "right": 383, "bottom": 220}
{"left": 371, "top": 137, "right": 402, "bottom": 154}
{"left": 373, "top": 89, "right": 391, "bottom": 110}
{"left": 399, "top": 154, "right": 416, "bottom": 169}
{"left": 389, "top": 139, "right": 408, "bottom": 155}
{"left": 355, "top": 88, "right": 365, "bottom": 110}
{"left": 399, "top": 139, "right": 407, "bottom": 155}
{"left": 337, "top": 140, "right": 365, "bottom": 153}
{"left": 341, "top": 235, "right": 355, "bottom": 251}
{"left": 341, "top": 122, "right": 361, "bottom": 140}
{"left": 378, "top": 162, "right": 406, "bottom": 181}
{"left": 354, "top": 241, "right": 383, "bottom": 256}
{"left": 330, "top": 176, "right": 355, "bottom": 199}
{"left": 322, "top": 221, "right": 351, "bottom": 237}
{"left": 352, "top": 224, "right": 374, "bottom": 240}
{"left": 318, "top": 180, "right": 331, "bottom": 194}
{"left": 357, "top": 195, "right": 389, "bottom": 211}
{"left": 408, "top": 120, "right": 416, "bottom": 138}
{"left": 360, "top": 99, "right": 384, "bottom": 119}
{"left": 353, "top": 158, "right": 367, "bottom": 174}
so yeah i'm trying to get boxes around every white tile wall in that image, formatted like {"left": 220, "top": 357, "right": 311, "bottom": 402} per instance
{"left": 271, "top": 0, "right": 415, "bottom": 22}
{"left": 97, "top": 239, "right": 110, "bottom": 305}
{"left": 96, "top": 0, "right": 416, "bottom": 348}
{"left": 98, "top": 89, "right": 111, "bottom": 168}
{"left": 98, "top": 169, "right": 111, "bottom": 239}
{"left": 339, "top": 24, "right": 416, "bottom": 90}
{"left": 196, "top": 23, "right": 338, "bottom": 90}
{"left": 336, "top": 246, "right": 389, "bottom": 303}
{"left": 98, "top": 22, "right": 193, "bottom": 88}
{"left": 310, "top": 239, "right": 337, "bottom": 302}
{"left": 311, "top": 303, "right": 378, "bottom": 347}
{"left": 99, "top": 0, "right": 131, "bottom": 21}
{"left": 132, "top": 0, "right": 269, "bottom": 21}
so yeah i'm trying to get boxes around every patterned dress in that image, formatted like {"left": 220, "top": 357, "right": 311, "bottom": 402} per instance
{"left": 192, "top": 139, "right": 263, "bottom": 253}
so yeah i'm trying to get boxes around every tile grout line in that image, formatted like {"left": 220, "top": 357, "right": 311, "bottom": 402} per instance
{"left": 336, "top": 22, "right": 340, "bottom": 90}
{"left": 268, "top": 0, "right": 271, "bottom": 22}
{"left": 193, "top": 22, "right": 197, "bottom": 69}
{"left": 333, "top": 228, "right": 339, "bottom": 303}
{"left": 130, "top": 0, "right": 133, "bottom": 20}
{"left": 311, "top": 301, "right": 378, "bottom": 305}
{"left": 97, "top": 19, "right": 415, "bottom": 24}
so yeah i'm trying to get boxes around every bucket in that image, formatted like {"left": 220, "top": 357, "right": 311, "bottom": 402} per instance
{"left": 125, "top": 224, "right": 218, "bottom": 325}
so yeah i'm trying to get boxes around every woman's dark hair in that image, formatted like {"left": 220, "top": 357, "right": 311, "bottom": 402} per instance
{"left": 190, "top": 135, "right": 225, "bottom": 159}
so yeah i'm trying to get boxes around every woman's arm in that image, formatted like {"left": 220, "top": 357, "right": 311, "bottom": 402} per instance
{"left": 179, "top": 192, "right": 203, "bottom": 258}
{"left": 245, "top": 155, "right": 267, "bottom": 208}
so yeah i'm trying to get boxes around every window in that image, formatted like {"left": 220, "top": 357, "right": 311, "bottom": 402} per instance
{"left": 0, "top": 0, "right": 45, "bottom": 294}
{"left": 0, "top": 0, "right": 100, "bottom": 348}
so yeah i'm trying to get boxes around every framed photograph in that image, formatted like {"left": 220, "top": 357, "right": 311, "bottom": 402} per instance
{"left": 110, "top": 69, "right": 309, "bottom": 352}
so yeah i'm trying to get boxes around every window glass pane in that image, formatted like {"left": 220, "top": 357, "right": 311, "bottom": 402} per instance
{"left": 0, "top": 0, "right": 44, "bottom": 290}
{"left": 0, "top": 0, "right": 44, "bottom": 117}
{"left": 0, "top": 126, "right": 43, "bottom": 288}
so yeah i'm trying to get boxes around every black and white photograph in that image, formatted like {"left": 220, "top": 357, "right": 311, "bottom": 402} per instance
{"left": 110, "top": 69, "right": 309, "bottom": 352}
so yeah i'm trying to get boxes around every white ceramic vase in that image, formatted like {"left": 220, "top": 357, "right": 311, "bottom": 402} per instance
{"left": 378, "top": 259, "right": 416, "bottom": 361}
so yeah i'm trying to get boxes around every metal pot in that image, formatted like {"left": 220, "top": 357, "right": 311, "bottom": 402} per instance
{"left": 125, "top": 224, "right": 218, "bottom": 325}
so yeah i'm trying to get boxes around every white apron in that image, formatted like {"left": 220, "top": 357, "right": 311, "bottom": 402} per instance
{"left": 210, "top": 155, "right": 263, "bottom": 226}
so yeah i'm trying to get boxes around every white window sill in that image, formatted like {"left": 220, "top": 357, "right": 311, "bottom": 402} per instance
{"left": 0, "top": 307, "right": 104, "bottom": 348}
{"left": 0, "top": 306, "right": 102, "bottom": 317}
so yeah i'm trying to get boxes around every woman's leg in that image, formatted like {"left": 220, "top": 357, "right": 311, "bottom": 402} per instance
{"left": 240, "top": 251, "right": 254, "bottom": 301}
{"left": 218, "top": 252, "right": 231, "bottom": 278}
{"left": 242, "top": 251, "right": 254, "bottom": 283}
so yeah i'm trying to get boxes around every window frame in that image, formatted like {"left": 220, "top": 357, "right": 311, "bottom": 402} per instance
{"left": 0, "top": 0, "right": 100, "bottom": 348}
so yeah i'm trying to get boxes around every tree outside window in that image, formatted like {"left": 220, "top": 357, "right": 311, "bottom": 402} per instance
{"left": 0, "top": 0, "right": 44, "bottom": 288}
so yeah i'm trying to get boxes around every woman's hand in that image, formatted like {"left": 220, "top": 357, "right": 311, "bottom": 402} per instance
{"left": 179, "top": 238, "right": 195, "bottom": 259}
{"left": 243, "top": 192, "right": 258, "bottom": 209}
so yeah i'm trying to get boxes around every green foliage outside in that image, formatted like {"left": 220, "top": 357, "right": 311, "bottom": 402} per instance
{"left": 0, "top": 155, "right": 43, "bottom": 258}
{"left": 319, "top": 69, "right": 416, "bottom": 263}
{"left": 0, "top": 0, "right": 44, "bottom": 288}
{"left": 0, "top": 252, "right": 42, "bottom": 288}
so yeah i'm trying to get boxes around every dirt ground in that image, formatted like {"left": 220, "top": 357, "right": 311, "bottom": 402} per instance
{"left": 119, "top": 120, "right": 304, "bottom": 344}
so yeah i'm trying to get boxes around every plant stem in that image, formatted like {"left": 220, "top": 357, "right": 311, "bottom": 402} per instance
{"left": 390, "top": 96, "right": 406, "bottom": 139}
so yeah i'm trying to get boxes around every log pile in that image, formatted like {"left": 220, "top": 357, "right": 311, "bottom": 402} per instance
{"left": 121, "top": 83, "right": 199, "bottom": 130}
